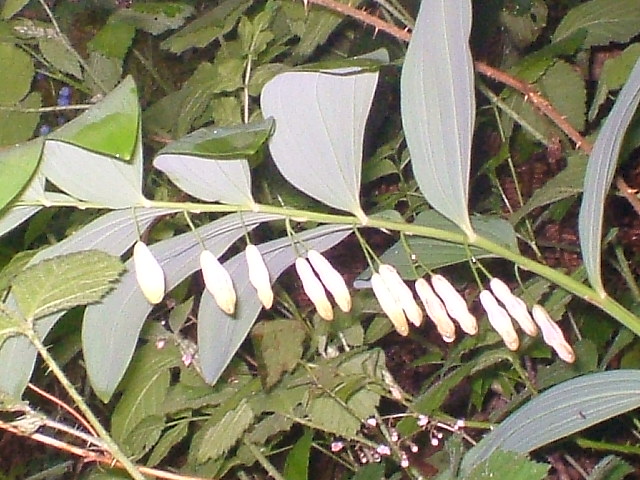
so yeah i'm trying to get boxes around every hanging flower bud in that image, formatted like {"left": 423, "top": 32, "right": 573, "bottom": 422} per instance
{"left": 531, "top": 304, "right": 575, "bottom": 363}
{"left": 415, "top": 278, "right": 456, "bottom": 342}
{"left": 295, "top": 257, "right": 333, "bottom": 321}
{"left": 479, "top": 290, "right": 520, "bottom": 351}
{"left": 200, "top": 250, "right": 236, "bottom": 315}
{"left": 133, "top": 241, "right": 165, "bottom": 305}
{"left": 245, "top": 244, "right": 273, "bottom": 309}
{"left": 378, "top": 264, "right": 423, "bottom": 327}
{"left": 430, "top": 275, "right": 477, "bottom": 335}
{"left": 371, "top": 272, "right": 409, "bottom": 336}
{"left": 307, "top": 249, "right": 351, "bottom": 313}
{"left": 489, "top": 278, "right": 538, "bottom": 336}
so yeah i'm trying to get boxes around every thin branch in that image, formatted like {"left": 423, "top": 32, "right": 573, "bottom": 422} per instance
{"left": 28, "top": 383, "right": 97, "bottom": 437}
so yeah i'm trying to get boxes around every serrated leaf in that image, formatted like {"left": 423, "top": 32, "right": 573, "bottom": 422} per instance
{"left": 38, "top": 37, "right": 82, "bottom": 78}
{"left": 0, "top": 208, "right": 172, "bottom": 398}
{"left": 400, "top": 0, "right": 475, "bottom": 237}
{"left": 540, "top": 60, "right": 586, "bottom": 131}
{"left": 197, "top": 398, "right": 254, "bottom": 463}
{"left": 10, "top": 251, "right": 124, "bottom": 321}
{"left": 552, "top": 0, "right": 640, "bottom": 48}
{"left": 0, "top": 250, "right": 38, "bottom": 293}
{"left": 246, "top": 413, "right": 294, "bottom": 444}
{"left": 579, "top": 57, "right": 640, "bottom": 297}
{"left": 111, "top": 343, "right": 179, "bottom": 458}
{"left": 461, "top": 370, "right": 640, "bottom": 475}
{"left": 42, "top": 125, "right": 144, "bottom": 208}
{"left": 261, "top": 59, "right": 385, "bottom": 220}
{"left": 48, "top": 76, "right": 139, "bottom": 160}
{"left": 0, "top": 138, "right": 42, "bottom": 212}
{"left": 252, "top": 319, "right": 306, "bottom": 389}
{"left": 147, "top": 421, "right": 189, "bottom": 467}
{"left": 466, "top": 450, "right": 549, "bottom": 480}
{"left": 197, "top": 224, "right": 350, "bottom": 385}
{"left": 511, "top": 153, "right": 586, "bottom": 225}
{"left": 0, "top": 43, "right": 33, "bottom": 103}
{"left": 83, "top": 212, "right": 280, "bottom": 402}
{"left": 160, "top": 0, "right": 251, "bottom": 54}
{"left": 110, "top": 2, "right": 194, "bottom": 35}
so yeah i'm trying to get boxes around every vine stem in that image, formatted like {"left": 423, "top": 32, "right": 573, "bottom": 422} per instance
{"left": 24, "top": 328, "right": 147, "bottom": 480}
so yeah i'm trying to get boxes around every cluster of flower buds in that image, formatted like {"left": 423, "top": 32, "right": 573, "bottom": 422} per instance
{"left": 295, "top": 250, "right": 352, "bottom": 321}
{"left": 369, "top": 267, "right": 575, "bottom": 363}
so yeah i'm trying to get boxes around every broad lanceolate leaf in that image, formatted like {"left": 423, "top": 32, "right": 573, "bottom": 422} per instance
{"left": 0, "top": 138, "right": 42, "bottom": 212}
{"left": 579, "top": 57, "right": 640, "bottom": 296}
{"left": 153, "top": 120, "right": 273, "bottom": 206}
{"left": 83, "top": 212, "right": 281, "bottom": 402}
{"left": 48, "top": 76, "right": 139, "bottom": 160}
{"left": 198, "top": 224, "right": 351, "bottom": 385}
{"left": 401, "top": 0, "right": 476, "bottom": 238}
{"left": 465, "top": 450, "right": 549, "bottom": 480}
{"left": 461, "top": 370, "right": 640, "bottom": 475}
{"left": 11, "top": 251, "right": 124, "bottom": 321}
{"left": 261, "top": 59, "right": 386, "bottom": 221}
{"left": 42, "top": 126, "right": 145, "bottom": 208}
{"left": 552, "top": 0, "right": 640, "bottom": 48}
{"left": 0, "top": 208, "right": 173, "bottom": 398}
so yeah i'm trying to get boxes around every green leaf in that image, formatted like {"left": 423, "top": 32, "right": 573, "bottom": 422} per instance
{"left": 252, "top": 319, "right": 306, "bottom": 389}
{"left": 49, "top": 76, "right": 139, "bottom": 160}
{"left": 111, "top": 343, "right": 179, "bottom": 458}
{"left": 110, "top": 2, "right": 194, "bottom": 35}
{"left": 38, "top": 37, "right": 82, "bottom": 78}
{"left": 1, "top": 0, "right": 30, "bottom": 18}
{"left": 540, "top": 60, "right": 586, "bottom": 132}
{"left": 511, "top": 153, "right": 586, "bottom": 224}
{"left": 82, "top": 212, "right": 280, "bottom": 401}
{"left": 0, "top": 139, "right": 41, "bottom": 213}
{"left": 552, "top": 0, "right": 640, "bottom": 48}
{"left": 465, "top": 450, "right": 549, "bottom": 480}
{"left": 0, "top": 250, "right": 38, "bottom": 293}
{"left": 197, "top": 224, "right": 350, "bottom": 385}
{"left": 400, "top": 0, "right": 475, "bottom": 237}
{"left": 350, "top": 463, "right": 385, "bottom": 480}
{"left": 88, "top": 21, "right": 136, "bottom": 60}
{"left": 0, "top": 92, "right": 41, "bottom": 146}
{"left": 160, "top": 0, "right": 251, "bottom": 54}
{"left": 461, "top": 370, "right": 640, "bottom": 475}
{"left": 261, "top": 58, "right": 386, "bottom": 221}
{"left": 0, "top": 43, "right": 33, "bottom": 103}
{"left": 284, "top": 429, "right": 312, "bottom": 480}
{"left": 579, "top": 57, "right": 640, "bottom": 297}
{"left": 196, "top": 398, "right": 255, "bottom": 463}
{"left": 147, "top": 421, "right": 189, "bottom": 467}
{"left": 587, "top": 455, "right": 634, "bottom": 480}
{"left": 10, "top": 250, "right": 124, "bottom": 321}
{"left": 0, "top": 310, "right": 23, "bottom": 348}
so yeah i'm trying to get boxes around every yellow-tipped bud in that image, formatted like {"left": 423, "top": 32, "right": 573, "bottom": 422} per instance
{"left": 430, "top": 275, "right": 477, "bottom": 335}
{"left": 378, "top": 264, "right": 423, "bottom": 327}
{"left": 307, "top": 250, "right": 351, "bottom": 313}
{"left": 489, "top": 278, "right": 538, "bottom": 336}
{"left": 371, "top": 272, "right": 409, "bottom": 336}
{"left": 245, "top": 244, "right": 273, "bottom": 309}
{"left": 200, "top": 250, "right": 236, "bottom": 315}
{"left": 295, "top": 257, "right": 333, "bottom": 321}
{"left": 479, "top": 290, "right": 520, "bottom": 351}
{"left": 531, "top": 304, "right": 575, "bottom": 363}
{"left": 415, "top": 278, "right": 456, "bottom": 342}
{"left": 133, "top": 241, "right": 165, "bottom": 305}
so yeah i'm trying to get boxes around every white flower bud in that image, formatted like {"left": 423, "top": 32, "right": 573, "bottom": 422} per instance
{"left": 200, "top": 250, "right": 236, "bottom": 315}
{"left": 307, "top": 249, "right": 351, "bottom": 313}
{"left": 371, "top": 272, "right": 409, "bottom": 336}
{"left": 479, "top": 290, "right": 520, "bottom": 351}
{"left": 379, "top": 264, "right": 423, "bottom": 327}
{"left": 430, "top": 275, "right": 477, "bottom": 335}
{"left": 489, "top": 278, "right": 538, "bottom": 336}
{"left": 245, "top": 244, "right": 273, "bottom": 309}
{"left": 133, "top": 241, "right": 165, "bottom": 305}
{"left": 531, "top": 304, "right": 575, "bottom": 363}
{"left": 295, "top": 257, "right": 333, "bottom": 321}
{"left": 415, "top": 278, "right": 456, "bottom": 342}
